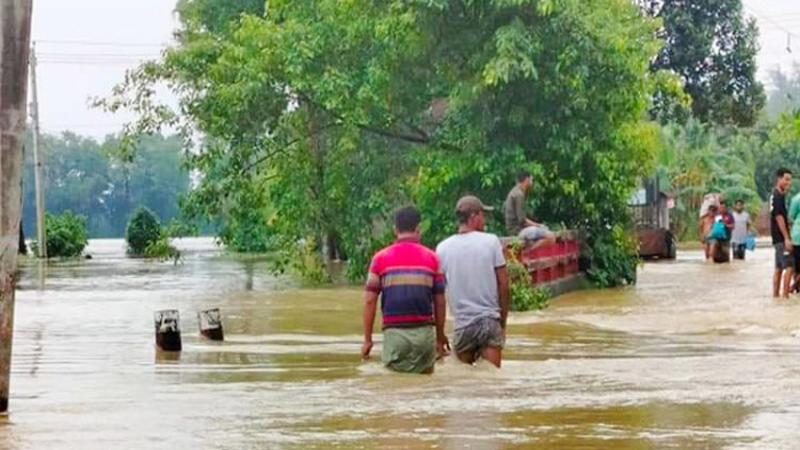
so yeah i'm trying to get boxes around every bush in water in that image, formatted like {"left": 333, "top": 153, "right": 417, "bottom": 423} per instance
{"left": 506, "top": 242, "right": 550, "bottom": 312}
{"left": 144, "top": 235, "right": 181, "bottom": 264}
{"left": 32, "top": 211, "right": 89, "bottom": 258}
{"left": 126, "top": 207, "right": 162, "bottom": 256}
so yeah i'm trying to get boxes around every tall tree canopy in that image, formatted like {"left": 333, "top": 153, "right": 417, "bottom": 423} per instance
{"left": 102, "top": 0, "right": 663, "bottom": 286}
{"left": 22, "top": 132, "right": 190, "bottom": 238}
{"left": 639, "top": 0, "right": 765, "bottom": 126}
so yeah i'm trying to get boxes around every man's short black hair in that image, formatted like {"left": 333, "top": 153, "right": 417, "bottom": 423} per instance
{"left": 517, "top": 169, "right": 532, "bottom": 183}
{"left": 735, "top": 199, "right": 744, "bottom": 204}
{"left": 720, "top": 199, "right": 727, "bottom": 206}
{"left": 395, "top": 206, "right": 421, "bottom": 233}
{"left": 776, "top": 168, "right": 793, "bottom": 179}
{"left": 456, "top": 210, "right": 471, "bottom": 224}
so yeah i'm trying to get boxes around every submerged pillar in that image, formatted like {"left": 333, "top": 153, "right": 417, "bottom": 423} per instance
{"left": 154, "top": 309, "right": 182, "bottom": 351}
{"left": 198, "top": 308, "right": 224, "bottom": 341}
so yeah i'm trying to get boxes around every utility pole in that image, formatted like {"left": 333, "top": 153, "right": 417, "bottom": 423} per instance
{"left": 1, "top": 0, "right": 35, "bottom": 414}
{"left": 29, "top": 42, "right": 45, "bottom": 258}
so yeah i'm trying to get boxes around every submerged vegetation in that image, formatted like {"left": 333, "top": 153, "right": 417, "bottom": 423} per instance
{"left": 31, "top": 211, "right": 89, "bottom": 259}
{"left": 506, "top": 243, "right": 550, "bottom": 312}
{"left": 125, "top": 208, "right": 181, "bottom": 263}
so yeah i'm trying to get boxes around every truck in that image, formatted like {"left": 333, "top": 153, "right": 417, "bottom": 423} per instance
{"left": 630, "top": 176, "right": 676, "bottom": 260}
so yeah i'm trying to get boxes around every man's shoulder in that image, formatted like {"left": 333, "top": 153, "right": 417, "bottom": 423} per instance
{"left": 472, "top": 231, "right": 502, "bottom": 246}
{"left": 436, "top": 235, "right": 458, "bottom": 253}
{"left": 410, "top": 242, "right": 439, "bottom": 261}
{"left": 371, "top": 245, "right": 394, "bottom": 262}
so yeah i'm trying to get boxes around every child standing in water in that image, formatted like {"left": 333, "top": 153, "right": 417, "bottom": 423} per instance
{"left": 700, "top": 205, "right": 718, "bottom": 260}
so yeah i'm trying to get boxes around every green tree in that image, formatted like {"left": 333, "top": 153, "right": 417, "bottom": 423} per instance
{"left": 639, "top": 0, "right": 765, "bottom": 126}
{"left": 101, "top": 0, "right": 664, "bottom": 287}
{"left": 23, "top": 132, "right": 111, "bottom": 236}
{"left": 755, "top": 111, "right": 800, "bottom": 200}
{"left": 126, "top": 207, "right": 162, "bottom": 256}
{"left": 22, "top": 132, "right": 191, "bottom": 238}
{"left": 656, "top": 119, "right": 760, "bottom": 240}
{"left": 32, "top": 211, "right": 89, "bottom": 258}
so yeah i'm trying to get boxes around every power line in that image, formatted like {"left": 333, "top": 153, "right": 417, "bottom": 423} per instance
{"left": 745, "top": 5, "right": 799, "bottom": 39}
{"left": 35, "top": 39, "right": 168, "bottom": 48}
{"left": 38, "top": 52, "right": 161, "bottom": 58}
{"left": 744, "top": 5, "right": 799, "bottom": 55}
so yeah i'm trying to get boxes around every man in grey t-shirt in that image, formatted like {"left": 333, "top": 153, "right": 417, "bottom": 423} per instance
{"left": 504, "top": 169, "right": 556, "bottom": 247}
{"left": 731, "top": 199, "right": 751, "bottom": 260}
{"left": 436, "top": 195, "right": 510, "bottom": 368}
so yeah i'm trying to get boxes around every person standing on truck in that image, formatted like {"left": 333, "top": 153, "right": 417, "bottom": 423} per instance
{"left": 504, "top": 169, "right": 556, "bottom": 249}
{"left": 437, "top": 196, "right": 510, "bottom": 368}
{"left": 731, "top": 199, "right": 751, "bottom": 260}
{"left": 771, "top": 168, "right": 793, "bottom": 299}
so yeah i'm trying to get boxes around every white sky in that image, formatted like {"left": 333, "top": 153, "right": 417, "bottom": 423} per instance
{"left": 31, "top": 0, "right": 177, "bottom": 139}
{"left": 30, "top": 0, "right": 800, "bottom": 140}
{"left": 742, "top": 0, "right": 800, "bottom": 87}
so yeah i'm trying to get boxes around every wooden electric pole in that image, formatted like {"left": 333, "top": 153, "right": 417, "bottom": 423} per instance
{"left": 0, "top": 0, "right": 35, "bottom": 414}
{"left": 29, "top": 42, "right": 45, "bottom": 258}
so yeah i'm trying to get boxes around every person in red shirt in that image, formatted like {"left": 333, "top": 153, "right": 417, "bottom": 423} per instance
{"left": 361, "top": 206, "right": 449, "bottom": 374}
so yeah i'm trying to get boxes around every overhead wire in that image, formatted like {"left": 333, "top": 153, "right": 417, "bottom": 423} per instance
{"left": 35, "top": 39, "right": 169, "bottom": 48}
{"left": 33, "top": 39, "right": 167, "bottom": 65}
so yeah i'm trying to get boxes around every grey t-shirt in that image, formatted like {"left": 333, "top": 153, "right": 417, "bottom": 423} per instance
{"left": 436, "top": 231, "right": 507, "bottom": 331}
{"left": 731, "top": 211, "right": 750, "bottom": 244}
{"left": 504, "top": 185, "right": 527, "bottom": 235}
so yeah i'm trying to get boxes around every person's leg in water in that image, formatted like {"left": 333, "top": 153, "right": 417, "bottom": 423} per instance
{"left": 774, "top": 244, "right": 785, "bottom": 297}
{"left": 456, "top": 350, "right": 476, "bottom": 365}
{"left": 792, "top": 246, "right": 800, "bottom": 293}
{"left": 774, "top": 268, "right": 783, "bottom": 298}
{"left": 709, "top": 240, "right": 719, "bottom": 262}
{"left": 737, "top": 244, "right": 747, "bottom": 260}
{"left": 783, "top": 267, "right": 794, "bottom": 299}
{"left": 453, "top": 318, "right": 504, "bottom": 367}
{"left": 480, "top": 346, "right": 502, "bottom": 368}
{"left": 783, "top": 248, "right": 794, "bottom": 298}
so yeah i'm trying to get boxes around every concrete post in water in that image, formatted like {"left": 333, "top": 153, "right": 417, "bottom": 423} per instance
{"left": 0, "top": 0, "right": 34, "bottom": 414}
{"left": 198, "top": 308, "right": 224, "bottom": 341}
{"left": 154, "top": 310, "right": 182, "bottom": 351}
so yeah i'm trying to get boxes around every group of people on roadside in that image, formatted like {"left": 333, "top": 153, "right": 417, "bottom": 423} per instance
{"left": 768, "top": 168, "right": 800, "bottom": 299}
{"left": 738, "top": 167, "right": 800, "bottom": 299}
{"left": 700, "top": 197, "right": 752, "bottom": 262}
{"left": 361, "top": 170, "right": 553, "bottom": 373}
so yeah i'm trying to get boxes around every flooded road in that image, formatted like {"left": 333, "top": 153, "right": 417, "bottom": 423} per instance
{"left": 2, "top": 238, "right": 800, "bottom": 449}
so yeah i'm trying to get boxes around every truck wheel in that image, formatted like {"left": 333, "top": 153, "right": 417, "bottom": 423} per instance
{"left": 665, "top": 233, "right": 676, "bottom": 259}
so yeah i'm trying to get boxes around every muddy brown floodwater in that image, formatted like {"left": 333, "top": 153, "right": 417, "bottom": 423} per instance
{"left": 1, "top": 238, "right": 800, "bottom": 449}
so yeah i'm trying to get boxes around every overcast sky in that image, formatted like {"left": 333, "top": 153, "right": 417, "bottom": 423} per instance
{"left": 30, "top": 0, "right": 800, "bottom": 140}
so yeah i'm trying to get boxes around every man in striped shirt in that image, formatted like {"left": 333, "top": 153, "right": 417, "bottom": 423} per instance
{"left": 361, "top": 206, "right": 449, "bottom": 374}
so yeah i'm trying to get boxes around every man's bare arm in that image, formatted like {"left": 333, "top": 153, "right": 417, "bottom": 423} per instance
{"left": 362, "top": 290, "right": 379, "bottom": 359}
{"left": 778, "top": 215, "right": 792, "bottom": 247}
{"left": 433, "top": 292, "right": 449, "bottom": 356}
{"left": 495, "top": 266, "right": 510, "bottom": 328}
